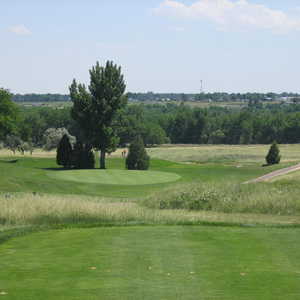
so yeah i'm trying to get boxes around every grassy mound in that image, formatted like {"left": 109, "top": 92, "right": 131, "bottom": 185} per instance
{"left": 47, "top": 169, "right": 181, "bottom": 185}
{"left": 1, "top": 226, "right": 300, "bottom": 299}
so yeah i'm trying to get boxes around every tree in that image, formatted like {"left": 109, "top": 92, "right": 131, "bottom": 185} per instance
{"left": 5, "top": 135, "right": 22, "bottom": 154}
{"left": 0, "top": 89, "right": 18, "bottom": 141}
{"left": 208, "top": 129, "right": 225, "bottom": 144}
{"left": 43, "top": 128, "right": 75, "bottom": 151}
{"left": 56, "top": 134, "right": 73, "bottom": 168}
{"left": 71, "top": 141, "right": 95, "bottom": 169}
{"left": 266, "top": 141, "right": 281, "bottom": 165}
{"left": 142, "top": 123, "right": 167, "bottom": 146}
{"left": 126, "top": 136, "right": 150, "bottom": 170}
{"left": 22, "top": 141, "right": 34, "bottom": 155}
{"left": 70, "top": 61, "right": 127, "bottom": 169}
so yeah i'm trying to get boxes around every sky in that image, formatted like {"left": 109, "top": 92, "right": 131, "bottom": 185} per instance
{"left": 1, "top": 0, "right": 300, "bottom": 94}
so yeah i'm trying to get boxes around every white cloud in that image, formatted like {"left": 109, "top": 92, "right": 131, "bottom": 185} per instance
{"left": 154, "top": 0, "right": 300, "bottom": 33}
{"left": 9, "top": 24, "right": 31, "bottom": 35}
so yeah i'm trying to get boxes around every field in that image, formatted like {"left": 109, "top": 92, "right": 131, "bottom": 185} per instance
{"left": 1, "top": 145, "right": 300, "bottom": 299}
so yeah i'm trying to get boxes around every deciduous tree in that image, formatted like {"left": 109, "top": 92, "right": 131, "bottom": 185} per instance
{"left": 0, "top": 89, "right": 18, "bottom": 141}
{"left": 70, "top": 61, "right": 127, "bottom": 169}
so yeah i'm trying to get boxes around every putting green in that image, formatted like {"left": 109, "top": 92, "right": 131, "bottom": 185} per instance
{"left": 47, "top": 169, "right": 181, "bottom": 185}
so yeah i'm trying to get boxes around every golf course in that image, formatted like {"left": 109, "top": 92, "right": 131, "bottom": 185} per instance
{"left": 1, "top": 145, "right": 300, "bottom": 299}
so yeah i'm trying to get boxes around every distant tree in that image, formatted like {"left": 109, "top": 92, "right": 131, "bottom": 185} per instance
{"left": 126, "top": 136, "right": 150, "bottom": 170}
{"left": 181, "top": 93, "right": 188, "bottom": 102}
{"left": 56, "top": 134, "right": 73, "bottom": 168}
{"left": 5, "top": 135, "right": 22, "bottom": 154}
{"left": 208, "top": 129, "right": 225, "bottom": 144}
{"left": 0, "top": 89, "right": 18, "bottom": 140}
{"left": 22, "top": 140, "right": 34, "bottom": 155}
{"left": 142, "top": 123, "right": 167, "bottom": 146}
{"left": 266, "top": 141, "right": 281, "bottom": 165}
{"left": 70, "top": 61, "right": 127, "bottom": 169}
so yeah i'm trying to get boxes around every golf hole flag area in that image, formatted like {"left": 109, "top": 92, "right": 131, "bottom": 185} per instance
{"left": 47, "top": 169, "right": 181, "bottom": 185}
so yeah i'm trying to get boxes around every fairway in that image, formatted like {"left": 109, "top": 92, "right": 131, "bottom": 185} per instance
{"left": 46, "top": 169, "right": 181, "bottom": 185}
{"left": 1, "top": 226, "right": 300, "bottom": 300}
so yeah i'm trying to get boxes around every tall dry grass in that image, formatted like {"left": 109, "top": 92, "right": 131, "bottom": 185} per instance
{"left": 142, "top": 181, "right": 300, "bottom": 216}
{"left": 0, "top": 192, "right": 300, "bottom": 227}
{"left": 2, "top": 144, "right": 300, "bottom": 163}
{"left": 0, "top": 148, "right": 56, "bottom": 158}
{"left": 148, "top": 144, "right": 300, "bottom": 164}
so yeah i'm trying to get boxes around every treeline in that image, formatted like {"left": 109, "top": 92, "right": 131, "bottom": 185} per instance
{"left": 13, "top": 94, "right": 70, "bottom": 102}
{"left": 128, "top": 92, "right": 300, "bottom": 102}
{"left": 12, "top": 92, "right": 300, "bottom": 103}
{"left": 9, "top": 102, "right": 300, "bottom": 147}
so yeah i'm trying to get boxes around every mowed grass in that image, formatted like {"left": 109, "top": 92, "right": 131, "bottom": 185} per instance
{"left": 1, "top": 226, "right": 300, "bottom": 300}
{"left": 0, "top": 157, "right": 186, "bottom": 198}
{"left": 47, "top": 169, "right": 181, "bottom": 185}
{"left": 0, "top": 155, "right": 281, "bottom": 198}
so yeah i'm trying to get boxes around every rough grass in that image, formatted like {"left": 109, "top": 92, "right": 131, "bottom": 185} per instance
{"left": 148, "top": 144, "right": 300, "bottom": 164}
{"left": 1, "top": 192, "right": 300, "bottom": 227}
{"left": 2, "top": 144, "right": 300, "bottom": 164}
{"left": 143, "top": 181, "right": 300, "bottom": 216}
{"left": 270, "top": 169, "right": 300, "bottom": 182}
{"left": 1, "top": 226, "right": 300, "bottom": 300}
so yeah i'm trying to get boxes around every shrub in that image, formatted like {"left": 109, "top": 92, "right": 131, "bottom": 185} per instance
{"left": 266, "top": 141, "right": 281, "bottom": 165}
{"left": 126, "top": 136, "right": 150, "bottom": 170}
{"left": 56, "top": 134, "right": 73, "bottom": 168}
{"left": 71, "top": 142, "right": 95, "bottom": 169}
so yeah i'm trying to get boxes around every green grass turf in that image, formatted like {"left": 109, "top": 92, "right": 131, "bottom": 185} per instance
{"left": 0, "top": 157, "right": 284, "bottom": 198}
{"left": 1, "top": 226, "right": 300, "bottom": 299}
{"left": 47, "top": 169, "right": 181, "bottom": 185}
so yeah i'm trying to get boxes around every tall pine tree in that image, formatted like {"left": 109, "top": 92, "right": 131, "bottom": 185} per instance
{"left": 126, "top": 136, "right": 150, "bottom": 170}
{"left": 266, "top": 141, "right": 281, "bottom": 165}
{"left": 56, "top": 134, "right": 73, "bottom": 168}
{"left": 70, "top": 61, "right": 127, "bottom": 169}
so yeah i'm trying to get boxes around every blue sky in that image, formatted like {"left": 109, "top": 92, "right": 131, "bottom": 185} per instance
{"left": 1, "top": 0, "right": 300, "bottom": 94}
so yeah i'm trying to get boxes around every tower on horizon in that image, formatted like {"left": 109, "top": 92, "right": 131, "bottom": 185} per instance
{"left": 200, "top": 80, "right": 204, "bottom": 93}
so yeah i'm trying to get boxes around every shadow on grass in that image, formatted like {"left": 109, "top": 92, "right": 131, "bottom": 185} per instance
{"left": 42, "top": 167, "right": 100, "bottom": 171}
{"left": 0, "top": 159, "right": 18, "bottom": 164}
{"left": 42, "top": 167, "right": 69, "bottom": 171}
